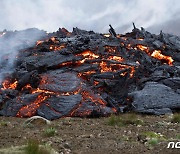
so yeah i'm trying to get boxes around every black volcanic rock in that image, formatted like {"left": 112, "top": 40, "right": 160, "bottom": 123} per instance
{"left": 19, "top": 52, "right": 82, "bottom": 71}
{"left": 37, "top": 94, "right": 82, "bottom": 120}
{"left": 130, "top": 82, "right": 180, "bottom": 115}
{"left": 39, "top": 71, "right": 81, "bottom": 93}
{"left": 0, "top": 93, "right": 40, "bottom": 116}
{"left": 0, "top": 25, "right": 180, "bottom": 119}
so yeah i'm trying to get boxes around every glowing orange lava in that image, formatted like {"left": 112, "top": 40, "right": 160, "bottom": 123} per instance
{"left": 136, "top": 45, "right": 173, "bottom": 65}
{"left": 16, "top": 94, "right": 49, "bottom": 117}
{"left": 151, "top": 50, "right": 174, "bottom": 65}
{"left": 77, "top": 50, "right": 99, "bottom": 59}
{"left": 36, "top": 40, "right": 44, "bottom": 46}
{"left": 2, "top": 80, "right": 18, "bottom": 90}
{"left": 107, "top": 56, "right": 124, "bottom": 62}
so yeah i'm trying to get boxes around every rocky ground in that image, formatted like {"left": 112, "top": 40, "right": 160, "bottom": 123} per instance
{"left": 0, "top": 113, "right": 180, "bottom": 154}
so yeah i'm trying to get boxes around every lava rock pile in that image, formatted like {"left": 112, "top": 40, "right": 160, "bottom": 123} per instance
{"left": 0, "top": 25, "right": 179, "bottom": 120}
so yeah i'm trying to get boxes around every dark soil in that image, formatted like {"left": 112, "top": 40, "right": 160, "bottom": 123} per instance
{"left": 0, "top": 114, "right": 180, "bottom": 154}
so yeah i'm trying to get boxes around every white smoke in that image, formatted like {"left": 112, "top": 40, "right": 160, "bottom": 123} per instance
{"left": 0, "top": 0, "right": 180, "bottom": 34}
{"left": 0, "top": 29, "right": 46, "bottom": 83}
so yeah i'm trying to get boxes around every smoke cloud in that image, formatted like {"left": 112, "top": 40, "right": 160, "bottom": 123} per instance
{"left": 0, "top": 0, "right": 180, "bottom": 35}
{"left": 0, "top": 29, "right": 46, "bottom": 83}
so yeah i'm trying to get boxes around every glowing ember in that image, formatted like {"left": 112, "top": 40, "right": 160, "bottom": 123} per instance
{"left": 104, "top": 34, "right": 110, "bottom": 37}
{"left": 137, "top": 38, "right": 144, "bottom": 41}
{"left": 16, "top": 94, "right": 49, "bottom": 117}
{"left": 2, "top": 80, "right": 18, "bottom": 90}
{"left": 99, "top": 61, "right": 130, "bottom": 73}
{"left": 108, "top": 56, "right": 124, "bottom": 62}
{"left": 61, "top": 88, "right": 81, "bottom": 96}
{"left": 94, "top": 81, "right": 99, "bottom": 85}
{"left": 126, "top": 44, "right": 132, "bottom": 50}
{"left": 81, "top": 91, "right": 106, "bottom": 106}
{"left": 105, "top": 46, "right": 117, "bottom": 53}
{"left": 50, "top": 37, "right": 59, "bottom": 43}
{"left": 151, "top": 50, "right": 174, "bottom": 65}
{"left": 99, "top": 61, "right": 112, "bottom": 73}
{"left": 137, "top": 45, "right": 149, "bottom": 52}
{"left": 136, "top": 45, "right": 174, "bottom": 65}
{"left": 78, "top": 70, "right": 96, "bottom": 77}
{"left": 130, "top": 66, "right": 135, "bottom": 78}
{"left": 77, "top": 50, "right": 99, "bottom": 59}
{"left": 49, "top": 44, "right": 66, "bottom": 51}
{"left": 32, "top": 88, "right": 55, "bottom": 94}
{"left": 21, "top": 84, "right": 32, "bottom": 91}
{"left": 36, "top": 40, "right": 44, "bottom": 46}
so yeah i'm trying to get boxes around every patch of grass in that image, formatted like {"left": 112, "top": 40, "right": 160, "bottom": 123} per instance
{"left": 171, "top": 113, "right": 180, "bottom": 123}
{"left": 43, "top": 127, "right": 57, "bottom": 137}
{"left": 176, "top": 134, "right": 180, "bottom": 139}
{"left": 140, "top": 131, "right": 166, "bottom": 148}
{"left": 107, "top": 113, "right": 143, "bottom": 127}
{"left": 142, "top": 131, "right": 164, "bottom": 139}
{"left": 147, "top": 138, "right": 159, "bottom": 146}
{"left": 25, "top": 139, "right": 39, "bottom": 154}
{"left": 0, "top": 121, "right": 8, "bottom": 127}
{"left": 24, "top": 139, "right": 50, "bottom": 154}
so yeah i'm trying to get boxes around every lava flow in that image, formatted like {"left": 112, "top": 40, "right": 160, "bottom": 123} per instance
{"left": 136, "top": 45, "right": 173, "bottom": 65}
{"left": 2, "top": 79, "right": 18, "bottom": 90}
{"left": 0, "top": 25, "right": 177, "bottom": 120}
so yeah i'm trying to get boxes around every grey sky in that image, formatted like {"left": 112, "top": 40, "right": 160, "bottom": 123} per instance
{"left": 0, "top": 0, "right": 180, "bottom": 34}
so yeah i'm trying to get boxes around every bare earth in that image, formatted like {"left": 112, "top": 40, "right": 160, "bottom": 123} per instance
{"left": 0, "top": 114, "right": 180, "bottom": 154}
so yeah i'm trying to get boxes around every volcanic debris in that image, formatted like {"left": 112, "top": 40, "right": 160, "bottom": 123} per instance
{"left": 0, "top": 25, "right": 180, "bottom": 120}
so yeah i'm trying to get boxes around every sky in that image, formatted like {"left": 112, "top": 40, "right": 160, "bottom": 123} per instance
{"left": 0, "top": 0, "right": 180, "bottom": 35}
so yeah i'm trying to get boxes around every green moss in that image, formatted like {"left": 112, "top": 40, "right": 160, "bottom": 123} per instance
{"left": 107, "top": 113, "right": 143, "bottom": 127}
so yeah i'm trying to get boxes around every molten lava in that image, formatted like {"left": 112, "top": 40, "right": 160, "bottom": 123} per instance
{"left": 137, "top": 45, "right": 149, "bottom": 52}
{"left": 151, "top": 50, "right": 174, "bottom": 65}
{"left": 16, "top": 93, "right": 49, "bottom": 117}
{"left": 107, "top": 55, "right": 124, "bottom": 62}
{"left": 2, "top": 80, "right": 18, "bottom": 90}
{"left": 136, "top": 45, "right": 173, "bottom": 65}
{"left": 36, "top": 40, "right": 44, "bottom": 46}
{"left": 76, "top": 50, "right": 99, "bottom": 59}
{"left": 0, "top": 26, "right": 177, "bottom": 120}
{"left": 49, "top": 44, "right": 66, "bottom": 51}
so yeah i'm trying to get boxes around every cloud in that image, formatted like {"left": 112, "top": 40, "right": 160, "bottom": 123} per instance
{"left": 0, "top": 0, "right": 180, "bottom": 34}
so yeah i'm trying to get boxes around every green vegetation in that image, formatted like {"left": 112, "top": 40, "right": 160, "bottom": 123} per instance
{"left": 43, "top": 127, "right": 57, "bottom": 137}
{"left": 0, "top": 121, "right": 8, "bottom": 127}
{"left": 176, "top": 134, "right": 180, "bottom": 139}
{"left": 107, "top": 113, "right": 144, "bottom": 127}
{"left": 147, "top": 138, "right": 159, "bottom": 146}
{"left": 24, "top": 139, "right": 39, "bottom": 154}
{"left": 24, "top": 139, "right": 50, "bottom": 154}
{"left": 140, "top": 131, "right": 166, "bottom": 147}
{"left": 142, "top": 131, "right": 165, "bottom": 139}
{"left": 171, "top": 113, "right": 180, "bottom": 123}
